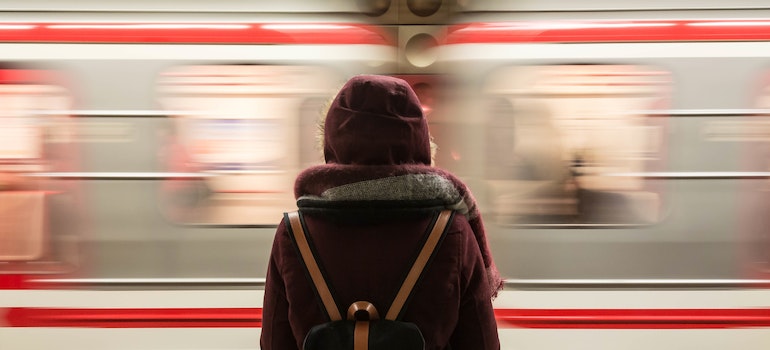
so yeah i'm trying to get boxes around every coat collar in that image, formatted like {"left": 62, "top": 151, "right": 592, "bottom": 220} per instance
{"left": 294, "top": 163, "right": 503, "bottom": 298}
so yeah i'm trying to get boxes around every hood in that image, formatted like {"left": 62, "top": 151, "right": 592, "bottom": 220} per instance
{"left": 323, "top": 74, "right": 431, "bottom": 165}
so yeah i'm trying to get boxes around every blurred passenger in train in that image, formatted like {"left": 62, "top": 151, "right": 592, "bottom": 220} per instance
{"left": 260, "top": 75, "right": 502, "bottom": 350}
{"left": 485, "top": 99, "right": 579, "bottom": 223}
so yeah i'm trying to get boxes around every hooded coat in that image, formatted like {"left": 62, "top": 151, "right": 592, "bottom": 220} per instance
{"left": 260, "top": 75, "right": 502, "bottom": 350}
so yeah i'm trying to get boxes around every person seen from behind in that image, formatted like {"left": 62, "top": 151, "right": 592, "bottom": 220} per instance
{"left": 260, "top": 74, "right": 503, "bottom": 349}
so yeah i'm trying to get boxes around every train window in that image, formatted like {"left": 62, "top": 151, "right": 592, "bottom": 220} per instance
{"left": 0, "top": 93, "right": 41, "bottom": 160}
{"left": 482, "top": 64, "right": 669, "bottom": 226}
{"left": 0, "top": 70, "right": 80, "bottom": 272}
{"left": 0, "top": 83, "right": 71, "bottom": 161}
{"left": 157, "top": 64, "right": 340, "bottom": 225}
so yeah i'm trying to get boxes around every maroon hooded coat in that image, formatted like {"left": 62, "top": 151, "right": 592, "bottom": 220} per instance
{"left": 260, "top": 75, "right": 502, "bottom": 350}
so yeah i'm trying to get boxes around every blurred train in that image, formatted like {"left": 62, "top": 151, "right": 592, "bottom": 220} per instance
{"left": 2, "top": 1, "right": 770, "bottom": 349}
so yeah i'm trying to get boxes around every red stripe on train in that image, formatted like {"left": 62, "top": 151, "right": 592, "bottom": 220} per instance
{"left": 0, "top": 23, "right": 392, "bottom": 45}
{"left": 494, "top": 308, "right": 770, "bottom": 329}
{"left": 0, "top": 275, "right": 27, "bottom": 289}
{"left": 4, "top": 307, "right": 770, "bottom": 329}
{"left": 446, "top": 19, "right": 770, "bottom": 44}
{"left": 3, "top": 308, "right": 262, "bottom": 328}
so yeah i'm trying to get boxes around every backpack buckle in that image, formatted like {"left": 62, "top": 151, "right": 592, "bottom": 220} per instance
{"left": 347, "top": 301, "right": 380, "bottom": 321}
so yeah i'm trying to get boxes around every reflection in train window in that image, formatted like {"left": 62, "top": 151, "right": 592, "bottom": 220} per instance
{"left": 483, "top": 65, "right": 669, "bottom": 225}
{"left": 0, "top": 69, "right": 80, "bottom": 273}
{"left": 157, "top": 65, "right": 340, "bottom": 225}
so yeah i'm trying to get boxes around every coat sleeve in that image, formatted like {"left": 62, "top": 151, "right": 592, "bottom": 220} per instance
{"left": 449, "top": 223, "right": 501, "bottom": 350}
{"left": 260, "top": 221, "right": 300, "bottom": 350}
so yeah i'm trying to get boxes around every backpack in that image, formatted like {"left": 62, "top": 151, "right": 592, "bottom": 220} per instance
{"left": 286, "top": 209, "right": 453, "bottom": 350}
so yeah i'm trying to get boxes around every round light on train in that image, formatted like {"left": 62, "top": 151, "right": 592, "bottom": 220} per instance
{"left": 407, "top": 0, "right": 442, "bottom": 17}
{"left": 405, "top": 33, "right": 438, "bottom": 68}
{"left": 357, "top": 0, "right": 391, "bottom": 17}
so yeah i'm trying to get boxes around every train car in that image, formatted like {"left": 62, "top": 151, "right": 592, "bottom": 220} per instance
{"left": 2, "top": 1, "right": 770, "bottom": 350}
{"left": 436, "top": 2, "right": 770, "bottom": 349}
{"left": 0, "top": 2, "right": 401, "bottom": 349}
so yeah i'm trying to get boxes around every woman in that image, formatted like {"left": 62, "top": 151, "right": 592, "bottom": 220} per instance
{"left": 260, "top": 75, "right": 502, "bottom": 350}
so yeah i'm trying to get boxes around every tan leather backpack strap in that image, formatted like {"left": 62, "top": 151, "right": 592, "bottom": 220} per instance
{"left": 286, "top": 211, "right": 343, "bottom": 321}
{"left": 385, "top": 209, "right": 453, "bottom": 320}
{"left": 348, "top": 302, "right": 378, "bottom": 350}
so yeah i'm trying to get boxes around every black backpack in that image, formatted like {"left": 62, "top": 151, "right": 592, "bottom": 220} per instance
{"left": 286, "top": 209, "right": 453, "bottom": 350}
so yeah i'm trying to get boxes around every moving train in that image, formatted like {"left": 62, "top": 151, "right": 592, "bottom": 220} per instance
{"left": 2, "top": 1, "right": 770, "bottom": 349}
